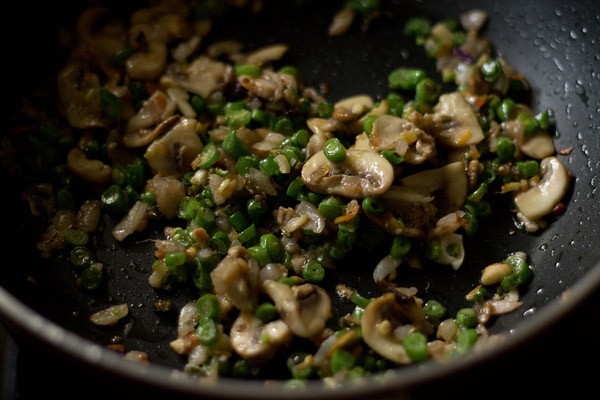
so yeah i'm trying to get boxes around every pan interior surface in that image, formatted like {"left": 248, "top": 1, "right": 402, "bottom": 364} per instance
{"left": 1, "top": 0, "right": 599, "bottom": 398}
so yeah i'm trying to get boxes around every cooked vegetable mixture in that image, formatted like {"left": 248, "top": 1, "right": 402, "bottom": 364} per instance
{"left": 4, "top": 0, "right": 572, "bottom": 385}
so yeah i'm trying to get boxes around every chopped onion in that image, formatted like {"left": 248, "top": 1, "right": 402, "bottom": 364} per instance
{"left": 90, "top": 304, "right": 129, "bottom": 326}
{"left": 373, "top": 255, "right": 402, "bottom": 283}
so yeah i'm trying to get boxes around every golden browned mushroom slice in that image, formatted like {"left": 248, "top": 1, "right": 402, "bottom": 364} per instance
{"left": 211, "top": 246, "right": 260, "bottom": 313}
{"left": 399, "top": 161, "right": 468, "bottom": 214}
{"left": 262, "top": 280, "right": 331, "bottom": 339}
{"left": 57, "top": 61, "right": 106, "bottom": 129}
{"left": 301, "top": 150, "right": 394, "bottom": 199}
{"left": 144, "top": 117, "right": 204, "bottom": 178}
{"left": 230, "top": 312, "right": 292, "bottom": 365}
{"left": 361, "top": 290, "right": 431, "bottom": 364}
{"left": 67, "top": 148, "right": 112, "bottom": 187}
{"left": 146, "top": 174, "right": 186, "bottom": 220}
{"left": 432, "top": 92, "right": 485, "bottom": 147}
{"left": 162, "top": 56, "right": 231, "bottom": 99}
{"left": 123, "top": 91, "right": 177, "bottom": 147}
{"left": 369, "top": 115, "right": 436, "bottom": 164}
{"left": 513, "top": 156, "right": 571, "bottom": 221}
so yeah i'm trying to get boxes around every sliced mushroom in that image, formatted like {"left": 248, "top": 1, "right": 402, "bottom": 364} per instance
{"left": 361, "top": 290, "right": 430, "bottom": 364}
{"left": 145, "top": 117, "right": 203, "bottom": 177}
{"left": 126, "top": 33, "right": 168, "bottom": 81}
{"left": 67, "top": 148, "right": 112, "bottom": 187}
{"left": 238, "top": 69, "right": 297, "bottom": 103}
{"left": 369, "top": 115, "right": 436, "bottom": 164}
{"left": 162, "top": 56, "right": 231, "bottom": 98}
{"left": 432, "top": 92, "right": 484, "bottom": 147}
{"left": 146, "top": 174, "right": 185, "bottom": 219}
{"left": 211, "top": 246, "right": 260, "bottom": 313}
{"left": 513, "top": 156, "right": 571, "bottom": 221}
{"left": 399, "top": 161, "right": 468, "bottom": 214}
{"left": 124, "top": 90, "right": 177, "bottom": 146}
{"left": 263, "top": 280, "right": 331, "bottom": 338}
{"left": 301, "top": 149, "right": 394, "bottom": 199}
{"left": 230, "top": 312, "right": 292, "bottom": 365}
{"left": 57, "top": 61, "right": 105, "bottom": 129}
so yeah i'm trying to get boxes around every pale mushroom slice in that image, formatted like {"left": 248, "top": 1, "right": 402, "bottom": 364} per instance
{"left": 369, "top": 115, "right": 436, "bottom": 164}
{"left": 263, "top": 280, "right": 331, "bottom": 339}
{"left": 230, "top": 312, "right": 293, "bottom": 365}
{"left": 432, "top": 92, "right": 484, "bottom": 147}
{"left": 513, "top": 156, "right": 571, "bottom": 221}
{"left": 211, "top": 246, "right": 260, "bottom": 314}
{"left": 301, "top": 149, "right": 394, "bottom": 199}
{"left": 145, "top": 117, "right": 204, "bottom": 178}
{"left": 361, "top": 290, "right": 431, "bottom": 364}
{"left": 399, "top": 161, "right": 468, "bottom": 214}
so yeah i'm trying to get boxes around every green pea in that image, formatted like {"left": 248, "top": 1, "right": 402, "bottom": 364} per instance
{"left": 260, "top": 233, "right": 285, "bottom": 263}
{"left": 495, "top": 136, "right": 516, "bottom": 161}
{"left": 222, "top": 130, "right": 248, "bottom": 159}
{"left": 363, "top": 115, "right": 377, "bottom": 136}
{"left": 195, "top": 142, "right": 220, "bottom": 169}
{"left": 196, "top": 317, "right": 219, "bottom": 346}
{"left": 415, "top": 78, "right": 441, "bottom": 112}
{"left": 291, "top": 129, "right": 310, "bottom": 147}
{"left": 258, "top": 155, "right": 281, "bottom": 176}
{"left": 455, "top": 328, "right": 478, "bottom": 354}
{"left": 516, "top": 160, "right": 541, "bottom": 178}
{"left": 101, "top": 184, "right": 129, "bottom": 214}
{"left": 323, "top": 138, "right": 347, "bottom": 163}
{"left": 361, "top": 196, "right": 385, "bottom": 214}
{"left": 423, "top": 300, "right": 446, "bottom": 320}
{"left": 255, "top": 302, "right": 277, "bottom": 323}
{"left": 316, "top": 102, "right": 334, "bottom": 118}
{"left": 456, "top": 308, "right": 478, "bottom": 328}
{"left": 390, "top": 236, "right": 411, "bottom": 259}
{"left": 481, "top": 59, "right": 503, "bottom": 83}
{"left": 234, "top": 64, "right": 262, "bottom": 76}
{"left": 165, "top": 251, "right": 187, "bottom": 268}
{"left": 388, "top": 68, "right": 427, "bottom": 90}
{"left": 287, "top": 352, "right": 313, "bottom": 380}
{"left": 386, "top": 92, "right": 405, "bottom": 116}
{"left": 63, "top": 228, "right": 89, "bottom": 247}
{"left": 302, "top": 260, "right": 325, "bottom": 283}
{"left": 80, "top": 266, "right": 103, "bottom": 290}
{"left": 246, "top": 198, "right": 266, "bottom": 221}
{"left": 318, "top": 196, "right": 344, "bottom": 220}
{"left": 330, "top": 348, "right": 356, "bottom": 374}
{"left": 496, "top": 98, "right": 515, "bottom": 121}
{"left": 196, "top": 293, "right": 220, "bottom": 320}
{"left": 517, "top": 112, "right": 540, "bottom": 135}
{"left": 403, "top": 332, "right": 429, "bottom": 361}
{"left": 236, "top": 155, "right": 258, "bottom": 175}
{"left": 247, "top": 245, "right": 271, "bottom": 267}
{"left": 70, "top": 246, "right": 95, "bottom": 269}
{"left": 404, "top": 16, "right": 431, "bottom": 38}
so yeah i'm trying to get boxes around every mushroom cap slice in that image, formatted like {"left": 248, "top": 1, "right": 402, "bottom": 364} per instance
{"left": 301, "top": 149, "right": 394, "bottom": 199}
{"left": 399, "top": 161, "right": 468, "bottom": 214}
{"left": 230, "top": 313, "right": 292, "bottom": 365}
{"left": 361, "top": 291, "right": 430, "bottom": 364}
{"left": 433, "top": 92, "right": 484, "bottom": 147}
{"left": 263, "top": 280, "right": 331, "bottom": 338}
{"left": 145, "top": 117, "right": 204, "bottom": 178}
{"left": 513, "top": 156, "right": 571, "bottom": 221}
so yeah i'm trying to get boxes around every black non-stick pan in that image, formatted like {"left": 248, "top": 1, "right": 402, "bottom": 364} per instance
{"left": 1, "top": 0, "right": 599, "bottom": 399}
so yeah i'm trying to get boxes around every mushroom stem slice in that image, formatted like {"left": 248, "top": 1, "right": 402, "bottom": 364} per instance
{"left": 513, "top": 156, "right": 571, "bottom": 221}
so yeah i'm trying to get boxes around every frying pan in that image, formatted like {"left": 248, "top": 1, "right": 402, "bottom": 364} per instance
{"left": 1, "top": 0, "right": 599, "bottom": 398}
